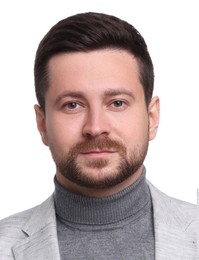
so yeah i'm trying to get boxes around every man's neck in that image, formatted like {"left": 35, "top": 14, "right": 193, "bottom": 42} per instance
{"left": 54, "top": 166, "right": 150, "bottom": 225}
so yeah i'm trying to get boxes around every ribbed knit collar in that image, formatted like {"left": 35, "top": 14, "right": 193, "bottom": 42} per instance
{"left": 54, "top": 167, "right": 151, "bottom": 225}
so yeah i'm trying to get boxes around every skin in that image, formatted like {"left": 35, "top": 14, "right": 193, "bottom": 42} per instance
{"left": 35, "top": 49, "right": 160, "bottom": 197}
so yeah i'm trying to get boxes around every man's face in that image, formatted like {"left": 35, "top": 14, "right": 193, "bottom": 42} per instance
{"left": 35, "top": 49, "right": 159, "bottom": 194}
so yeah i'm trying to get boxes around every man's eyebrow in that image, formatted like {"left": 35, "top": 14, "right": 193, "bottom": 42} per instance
{"left": 55, "top": 89, "right": 135, "bottom": 104}
{"left": 55, "top": 91, "right": 85, "bottom": 104}
{"left": 104, "top": 89, "right": 135, "bottom": 98}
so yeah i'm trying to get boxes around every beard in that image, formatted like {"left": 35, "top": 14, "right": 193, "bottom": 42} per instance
{"left": 50, "top": 136, "right": 149, "bottom": 189}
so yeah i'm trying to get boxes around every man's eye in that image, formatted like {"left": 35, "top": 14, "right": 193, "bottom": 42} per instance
{"left": 112, "top": 100, "right": 125, "bottom": 107}
{"left": 61, "top": 101, "right": 85, "bottom": 114}
{"left": 64, "top": 102, "right": 79, "bottom": 109}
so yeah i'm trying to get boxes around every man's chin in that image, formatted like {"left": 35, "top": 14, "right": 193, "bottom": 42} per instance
{"left": 65, "top": 164, "right": 130, "bottom": 189}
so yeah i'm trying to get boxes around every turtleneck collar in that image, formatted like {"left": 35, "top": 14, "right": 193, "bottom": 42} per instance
{"left": 54, "top": 167, "right": 151, "bottom": 225}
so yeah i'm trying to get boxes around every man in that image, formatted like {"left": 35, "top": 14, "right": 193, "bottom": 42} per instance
{"left": 0, "top": 12, "right": 198, "bottom": 259}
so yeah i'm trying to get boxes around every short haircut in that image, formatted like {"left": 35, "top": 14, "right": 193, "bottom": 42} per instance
{"left": 34, "top": 12, "right": 154, "bottom": 111}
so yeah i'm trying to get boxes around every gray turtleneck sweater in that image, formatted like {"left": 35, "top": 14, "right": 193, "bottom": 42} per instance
{"left": 54, "top": 169, "right": 155, "bottom": 259}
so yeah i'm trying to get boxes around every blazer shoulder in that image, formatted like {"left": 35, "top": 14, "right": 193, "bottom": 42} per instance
{"left": 147, "top": 180, "right": 197, "bottom": 231}
{"left": 0, "top": 205, "right": 38, "bottom": 258}
{"left": 147, "top": 179, "right": 196, "bottom": 207}
{"left": 0, "top": 195, "right": 56, "bottom": 259}
{"left": 0, "top": 205, "right": 37, "bottom": 232}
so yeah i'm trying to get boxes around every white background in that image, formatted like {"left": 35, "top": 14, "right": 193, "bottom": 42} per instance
{"left": 0, "top": 0, "right": 199, "bottom": 219}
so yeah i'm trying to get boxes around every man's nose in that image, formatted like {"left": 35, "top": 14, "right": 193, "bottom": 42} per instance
{"left": 82, "top": 109, "right": 111, "bottom": 138}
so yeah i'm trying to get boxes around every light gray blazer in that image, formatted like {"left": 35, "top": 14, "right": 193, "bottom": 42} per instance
{"left": 0, "top": 181, "right": 198, "bottom": 259}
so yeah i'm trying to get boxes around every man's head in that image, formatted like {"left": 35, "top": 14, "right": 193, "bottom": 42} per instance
{"left": 34, "top": 12, "right": 154, "bottom": 111}
{"left": 34, "top": 13, "right": 159, "bottom": 196}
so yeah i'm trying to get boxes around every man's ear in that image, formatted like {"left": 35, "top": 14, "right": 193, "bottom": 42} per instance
{"left": 148, "top": 96, "right": 160, "bottom": 141}
{"left": 34, "top": 104, "right": 49, "bottom": 146}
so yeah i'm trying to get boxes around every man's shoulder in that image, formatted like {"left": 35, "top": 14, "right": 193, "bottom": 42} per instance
{"left": 0, "top": 195, "right": 55, "bottom": 259}
{"left": 147, "top": 180, "right": 196, "bottom": 209}
{"left": 0, "top": 205, "right": 37, "bottom": 232}
{"left": 0, "top": 206, "right": 37, "bottom": 258}
{"left": 147, "top": 180, "right": 197, "bottom": 231}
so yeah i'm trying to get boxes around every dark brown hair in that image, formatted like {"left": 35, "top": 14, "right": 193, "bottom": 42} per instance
{"left": 34, "top": 12, "right": 154, "bottom": 111}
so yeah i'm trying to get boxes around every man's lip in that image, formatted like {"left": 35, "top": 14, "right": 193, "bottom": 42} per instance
{"left": 80, "top": 150, "right": 116, "bottom": 154}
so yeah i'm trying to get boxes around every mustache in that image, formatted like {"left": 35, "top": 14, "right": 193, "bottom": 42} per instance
{"left": 70, "top": 136, "right": 126, "bottom": 155}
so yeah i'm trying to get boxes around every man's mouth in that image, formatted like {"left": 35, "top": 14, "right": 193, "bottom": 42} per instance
{"left": 80, "top": 150, "right": 116, "bottom": 157}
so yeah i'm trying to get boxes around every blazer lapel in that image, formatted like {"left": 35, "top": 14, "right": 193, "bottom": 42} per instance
{"left": 12, "top": 195, "right": 60, "bottom": 260}
{"left": 147, "top": 181, "right": 197, "bottom": 260}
